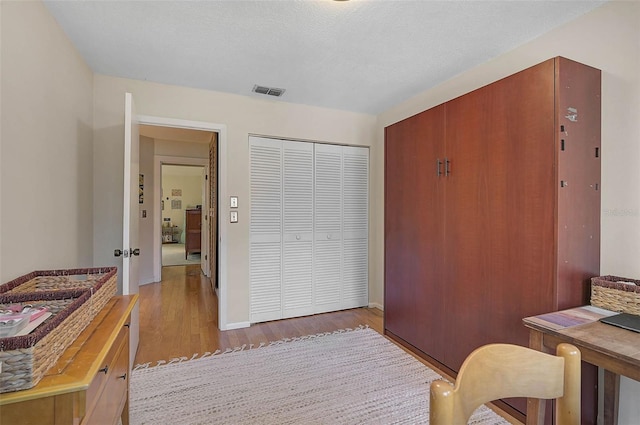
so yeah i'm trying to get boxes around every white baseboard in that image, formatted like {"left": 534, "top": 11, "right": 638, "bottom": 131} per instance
{"left": 224, "top": 321, "right": 251, "bottom": 330}
{"left": 368, "top": 302, "right": 383, "bottom": 311}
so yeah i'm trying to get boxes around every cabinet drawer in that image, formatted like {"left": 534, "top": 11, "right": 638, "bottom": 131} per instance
{"left": 83, "top": 320, "right": 130, "bottom": 425}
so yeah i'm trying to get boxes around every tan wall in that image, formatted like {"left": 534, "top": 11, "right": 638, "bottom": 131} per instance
{"left": 92, "top": 75, "right": 377, "bottom": 324}
{"left": 374, "top": 1, "right": 640, "bottom": 421}
{"left": 138, "top": 135, "right": 155, "bottom": 284}
{"left": 0, "top": 1, "right": 94, "bottom": 281}
{"left": 155, "top": 138, "right": 209, "bottom": 158}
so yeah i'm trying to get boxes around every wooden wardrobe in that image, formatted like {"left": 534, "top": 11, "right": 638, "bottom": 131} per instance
{"left": 384, "top": 57, "right": 601, "bottom": 421}
{"left": 185, "top": 208, "right": 202, "bottom": 259}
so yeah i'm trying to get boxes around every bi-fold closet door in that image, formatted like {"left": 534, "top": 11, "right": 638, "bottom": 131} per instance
{"left": 249, "top": 136, "right": 369, "bottom": 324}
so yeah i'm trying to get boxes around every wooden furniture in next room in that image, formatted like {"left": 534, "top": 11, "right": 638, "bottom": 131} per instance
{"left": 185, "top": 208, "right": 202, "bottom": 259}
{"left": 384, "top": 56, "right": 601, "bottom": 422}
{"left": 0, "top": 295, "right": 138, "bottom": 425}
{"left": 524, "top": 306, "right": 640, "bottom": 425}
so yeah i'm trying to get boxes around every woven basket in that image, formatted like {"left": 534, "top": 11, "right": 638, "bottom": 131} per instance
{"left": 591, "top": 275, "right": 640, "bottom": 315}
{"left": 0, "top": 267, "right": 117, "bottom": 393}
{"left": 0, "top": 267, "right": 116, "bottom": 320}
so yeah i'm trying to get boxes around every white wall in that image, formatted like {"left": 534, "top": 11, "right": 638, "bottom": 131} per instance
{"left": 92, "top": 75, "right": 377, "bottom": 325}
{"left": 374, "top": 2, "right": 640, "bottom": 423}
{"left": 0, "top": 1, "right": 94, "bottom": 282}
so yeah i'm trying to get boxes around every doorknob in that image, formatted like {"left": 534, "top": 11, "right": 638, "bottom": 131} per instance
{"left": 132, "top": 248, "right": 140, "bottom": 256}
{"left": 114, "top": 249, "right": 123, "bottom": 257}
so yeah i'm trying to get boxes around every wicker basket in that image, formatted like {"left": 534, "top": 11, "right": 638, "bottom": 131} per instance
{"left": 0, "top": 267, "right": 116, "bottom": 320}
{"left": 0, "top": 267, "right": 117, "bottom": 393}
{"left": 590, "top": 275, "right": 640, "bottom": 315}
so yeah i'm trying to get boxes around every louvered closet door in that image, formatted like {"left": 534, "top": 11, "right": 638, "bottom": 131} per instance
{"left": 314, "top": 144, "right": 343, "bottom": 314}
{"left": 249, "top": 137, "right": 283, "bottom": 323}
{"left": 282, "top": 141, "right": 314, "bottom": 318}
{"left": 342, "top": 146, "right": 369, "bottom": 309}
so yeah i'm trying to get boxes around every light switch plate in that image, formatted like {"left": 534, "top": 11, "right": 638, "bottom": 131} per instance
{"left": 230, "top": 196, "right": 238, "bottom": 208}
{"left": 230, "top": 211, "right": 238, "bottom": 223}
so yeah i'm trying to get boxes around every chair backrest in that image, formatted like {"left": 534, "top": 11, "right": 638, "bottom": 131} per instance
{"left": 429, "top": 343, "right": 581, "bottom": 425}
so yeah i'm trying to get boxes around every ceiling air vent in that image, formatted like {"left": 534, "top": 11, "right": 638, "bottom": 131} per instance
{"left": 252, "top": 85, "right": 285, "bottom": 97}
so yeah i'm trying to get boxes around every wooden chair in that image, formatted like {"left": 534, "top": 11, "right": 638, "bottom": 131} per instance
{"left": 429, "top": 343, "right": 581, "bottom": 425}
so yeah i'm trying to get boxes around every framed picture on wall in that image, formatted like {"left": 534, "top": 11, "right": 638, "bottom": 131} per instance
{"left": 139, "top": 174, "right": 144, "bottom": 204}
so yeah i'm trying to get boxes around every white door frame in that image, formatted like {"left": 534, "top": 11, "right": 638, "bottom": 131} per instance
{"left": 155, "top": 156, "right": 208, "bottom": 279}
{"left": 139, "top": 115, "right": 229, "bottom": 331}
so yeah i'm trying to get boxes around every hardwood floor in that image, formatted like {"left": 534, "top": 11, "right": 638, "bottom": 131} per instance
{"left": 134, "top": 264, "right": 383, "bottom": 365}
{"left": 134, "top": 264, "right": 519, "bottom": 424}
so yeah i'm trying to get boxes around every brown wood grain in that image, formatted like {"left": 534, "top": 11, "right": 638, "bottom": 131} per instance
{"left": 525, "top": 314, "right": 640, "bottom": 425}
{"left": 384, "top": 105, "right": 447, "bottom": 360}
{"left": 383, "top": 57, "right": 601, "bottom": 422}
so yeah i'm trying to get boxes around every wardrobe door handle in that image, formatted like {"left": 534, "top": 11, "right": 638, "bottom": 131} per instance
{"left": 445, "top": 158, "right": 451, "bottom": 176}
{"left": 436, "top": 159, "right": 442, "bottom": 177}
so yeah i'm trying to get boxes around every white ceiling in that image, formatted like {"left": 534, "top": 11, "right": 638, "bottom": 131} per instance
{"left": 43, "top": 0, "right": 605, "bottom": 115}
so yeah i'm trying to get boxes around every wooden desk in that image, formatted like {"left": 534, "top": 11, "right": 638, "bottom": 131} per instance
{"left": 523, "top": 306, "right": 640, "bottom": 425}
{"left": 0, "top": 295, "right": 138, "bottom": 425}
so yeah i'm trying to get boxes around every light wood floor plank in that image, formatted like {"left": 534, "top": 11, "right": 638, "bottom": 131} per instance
{"left": 134, "top": 265, "right": 519, "bottom": 424}
{"left": 135, "top": 265, "right": 382, "bottom": 365}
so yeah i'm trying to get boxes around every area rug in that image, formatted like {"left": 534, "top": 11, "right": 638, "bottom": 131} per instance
{"left": 130, "top": 327, "right": 509, "bottom": 425}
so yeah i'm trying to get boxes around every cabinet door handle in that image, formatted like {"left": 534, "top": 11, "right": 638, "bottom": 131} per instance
{"left": 99, "top": 365, "right": 109, "bottom": 374}
{"left": 117, "top": 373, "right": 127, "bottom": 380}
{"left": 445, "top": 158, "right": 451, "bottom": 176}
{"left": 436, "top": 159, "right": 442, "bottom": 177}
{"left": 124, "top": 323, "right": 130, "bottom": 328}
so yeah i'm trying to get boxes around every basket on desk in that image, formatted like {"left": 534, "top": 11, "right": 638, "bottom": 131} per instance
{"left": 0, "top": 267, "right": 117, "bottom": 320}
{"left": 0, "top": 267, "right": 117, "bottom": 393}
{"left": 590, "top": 275, "right": 640, "bottom": 315}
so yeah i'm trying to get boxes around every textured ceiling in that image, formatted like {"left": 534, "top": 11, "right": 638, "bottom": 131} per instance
{"left": 43, "top": 0, "right": 605, "bottom": 115}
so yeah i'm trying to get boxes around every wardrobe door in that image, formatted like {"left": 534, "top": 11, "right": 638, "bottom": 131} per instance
{"left": 249, "top": 137, "right": 283, "bottom": 323}
{"left": 314, "top": 144, "right": 343, "bottom": 314}
{"left": 282, "top": 141, "right": 315, "bottom": 318}
{"left": 384, "top": 105, "right": 446, "bottom": 358}
{"left": 342, "top": 146, "right": 369, "bottom": 309}
{"left": 444, "top": 60, "right": 557, "bottom": 372}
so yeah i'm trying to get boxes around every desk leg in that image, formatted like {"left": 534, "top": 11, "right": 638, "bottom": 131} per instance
{"left": 526, "top": 330, "right": 546, "bottom": 425}
{"left": 603, "top": 369, "right": 620, "bottom": 425}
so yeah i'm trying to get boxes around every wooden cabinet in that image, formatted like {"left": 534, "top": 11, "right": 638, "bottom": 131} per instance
{"left": 384, "top": 57, "right": 601, "bottom": 421}
{"left": 0, "top": 295, "right": 138, "bottom": 425}
{"left": 185, "top": 209, "right": 201, "bottom": 259}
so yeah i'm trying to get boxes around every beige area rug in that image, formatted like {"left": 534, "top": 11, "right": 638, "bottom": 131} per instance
{"left": 129, "top": 327, "right": 510, "bottom": 425}
{"left": 161, "top": 243, "right": 200, "bottom": 266}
